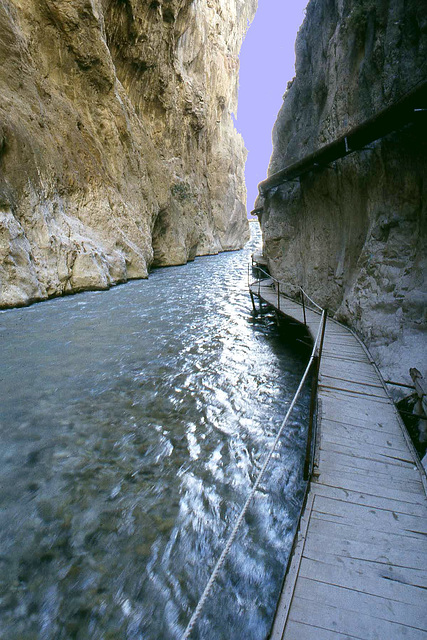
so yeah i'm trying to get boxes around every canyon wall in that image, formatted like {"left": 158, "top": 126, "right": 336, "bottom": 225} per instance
{"left": 259, "top": 0, "right": 426, "bottom": 384}
{"left": 0, "top": 0, "right": 256, "bottom": 308}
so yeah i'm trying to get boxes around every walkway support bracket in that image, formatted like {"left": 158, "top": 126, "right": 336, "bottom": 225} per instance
{"left": 258, "top": 80, "right": 427, "bottom": 195}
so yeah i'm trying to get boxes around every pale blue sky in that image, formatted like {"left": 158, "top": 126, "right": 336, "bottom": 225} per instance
{"left": 235, "top": 0, "right": 308, "bottom": 215}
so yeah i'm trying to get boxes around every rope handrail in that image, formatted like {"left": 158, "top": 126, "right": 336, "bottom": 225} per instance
{"left": 181, "top": 309, "right": 327, "bottom": 639}
{"left": 251, "top": 265, "right": 324, "bottom": 312}
{"left": 252, "top": 265, "right": 292, "bottom": 288}
{"left": 300, "top": 290, "right": 323, "bottom": 313}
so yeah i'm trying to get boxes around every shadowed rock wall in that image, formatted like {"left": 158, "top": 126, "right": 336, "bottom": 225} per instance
{"left": 0, "top": 0, "right": 256, "bottom": 307}
{"left": 259, "top": 0, "right": 427, "bottom": 384}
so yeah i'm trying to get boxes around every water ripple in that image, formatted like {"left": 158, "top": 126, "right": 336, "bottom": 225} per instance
{"left": 0, "top": 227, "right": 310, "bottom": 639}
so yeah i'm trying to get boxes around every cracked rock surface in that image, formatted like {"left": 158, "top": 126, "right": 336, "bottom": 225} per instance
{"left": 259, "top": 0, "right": 426, "bottom": 385}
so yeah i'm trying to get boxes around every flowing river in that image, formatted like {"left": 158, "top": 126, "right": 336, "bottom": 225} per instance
{"left": 0, "top": 226, "right": 310, "bottom": 640}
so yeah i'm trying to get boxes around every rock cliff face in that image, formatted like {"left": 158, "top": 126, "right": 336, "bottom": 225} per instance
{"left": 0, "top": 0, "right": 256, "bottom": 308}
{"left": 259, "top": 0, "right": 427, "bottom": 384}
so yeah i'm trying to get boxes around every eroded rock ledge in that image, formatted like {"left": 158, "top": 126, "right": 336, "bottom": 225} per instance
{"left": 259, "top": 0, "right": 426, "bottom": 385}
{"left": 0, "top": 0, "right": 256, "bottom": 308}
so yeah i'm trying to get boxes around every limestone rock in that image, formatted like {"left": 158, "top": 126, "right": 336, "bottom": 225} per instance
{"left": 259, "top": 0, "right": 427, "bottom": 385}
{"left": 0, "top": 0, "right": 256, "bottom": 308}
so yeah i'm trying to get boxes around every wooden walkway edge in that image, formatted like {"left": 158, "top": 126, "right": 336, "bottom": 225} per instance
{"left": 250, "top": 282, "right": 427, "bottom": 640}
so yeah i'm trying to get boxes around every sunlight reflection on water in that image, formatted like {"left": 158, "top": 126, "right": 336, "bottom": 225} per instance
{"left": 0, "top": 226, "right": 310, "bottom": 639}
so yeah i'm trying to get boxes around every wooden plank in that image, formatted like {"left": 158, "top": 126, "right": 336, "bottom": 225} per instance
{"left": 320, "top": 413, "right": 407, "bottom": 435}
{"left": 320, "top": 422, "right": 410, "bottom": 455}
{"left": 313, "top": 471, "right": 427, "bottom": 504}
{"left": 322, "top": 333, "right": 364, "bottom": 340}
{"left": 320, "top": 373, "right": 385, "bottom": 389}
{"left": 319, "top": 377, "right": 388, "bottom": 392}
{"left": 321, "top": 349, "right": 379, "bottom": 362}
{"left": 320, "top": 390, "right": 397, "bottom": 412}
{"left": 315, "top": 469, "right": 423, "bottom": 499}
{"left": 322, "top": 344, "right": 369, "bottom": 354}
{"left": 321, "top": 353, "right": 372, "bottom": 364}
{"left": 321, "top": 443, "right": 413, "bottom": 469}
{"left": 311, "top": 483, "right": 427, "bottom": 517}
{"left": 308, "top": 513, "right": 427, "bottom": 553}
{"left": 304, "top": 530, "right": 427, "bottom": 589}
{"left": 320, "top": 353, "right": 379, "bottom": 366}
{"left": 321, "top": 345, "right": 370, "bottom": 356}
{"left": 320, "top": 387, "right": 391, "bottom": 404}
{"left": 319, "top": 400, "right": 399, "bottom": 428}
{"left": 312, "top": 494, "right": 427, "bottom": 535}
{"left": 284, "top": 619, "right": 361, "bottom": 640}
{"left": 319, "top": 438, "right": 414, "bottom": 467}
{"left": 316, "top": 466, "right": 424, "bottom": 495}
{"left": 298, "top": 556, "right": 427, "bottom": 606}
{"left": 289, "top": 597, "right": 427, "bottom": 639}
{"left": 319, "top": 385, "right": 389, "bottom": 400}
{"left": 321, "top": 343, "right": 368, "bottom": 353}
{"left": 319, "top": 440, "right": 414, "bottom": 467}
{"left": 318, "top": 411, "right": 397, "bottom": 430}
{"left": 311, "top": 505, "right": 427, "bottom": 542}
{"left": 319, "top": 417, "right": 408, "bottom": 444}
{"left": 320, "top": 365, "right": 381, "bottom": 384}
{"left": 304, "top": 530, "right": 427, "bottom": 572}
{"left": 319, "top": 379, "right": 389, "bottom": 399}
{"left": 294, "top": 577, "right": 427, "bottom": 629}
{"left": 321, "top": 336, "right": 366, "bottom": 346}
{"left": 321, "top": 332, "right": 353, "bottom": 338}
{"left": 322, "top": 341, "right": 365, "bottom": 349}
{"left": 322, "top": 327, "right": 356, "bottom": 335}
{"left": 317, "top": 450, "right": 422, "bottom": 481}
{"left": 321, "top": 371, "right": 381, "bottom": 387}
{"left": 317, "top": 451, "right": 422, "bottom": 484}
{"left": 320, "top": 387, "right": 391, "bottom": 405}
{"left": 322, "top": 334, "right": 366, "bottom": 341}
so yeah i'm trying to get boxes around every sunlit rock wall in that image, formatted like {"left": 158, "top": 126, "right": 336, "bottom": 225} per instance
{"left": 259, "top": 0, "right": 427, "bottom": 384}
{"left": 0, "top": 0, "right": 256, "bottom": 307}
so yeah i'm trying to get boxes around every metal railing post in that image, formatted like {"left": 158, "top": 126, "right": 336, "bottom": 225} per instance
{"left": 303, "top": 310, "right": 327, "bottom": 481}
{"left": 317, "top": 309, "right": 328, "bottom": 362}
{"left": 304, "top": 356, "right": 318, "bottom": 481}
{"left": 277, "top": 281, "right": 280, "bottom": 311}
{"left": 301, "top": 288, "right": 307, "bottom": 325}
{"left": 249, "top": 290, "right": 256, "bottom": 314}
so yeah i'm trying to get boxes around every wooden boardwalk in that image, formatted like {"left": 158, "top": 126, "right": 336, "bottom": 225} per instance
{"left": 250, "top": 282, "right": 427, "bottom": 640}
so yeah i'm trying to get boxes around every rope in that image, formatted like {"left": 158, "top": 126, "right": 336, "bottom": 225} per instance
{"left": 300, "top": 290, "right": 323, "bottom": 312}
{"left": 181, "top": 310, "right": 326, "bottom": 639}
{"left": 251, "top": 266, "right": 323, "bottom": 313}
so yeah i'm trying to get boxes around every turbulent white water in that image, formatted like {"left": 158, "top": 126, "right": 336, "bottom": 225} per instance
{"left": 0, "top": 226, "right": 310, "bottom": 639}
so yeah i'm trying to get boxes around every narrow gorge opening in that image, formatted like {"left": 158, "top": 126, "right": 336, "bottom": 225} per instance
{"left": 236, "top": 0, "right": 308, "bottom": 215}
